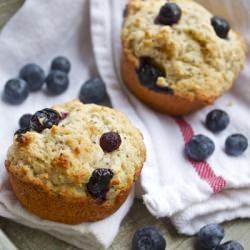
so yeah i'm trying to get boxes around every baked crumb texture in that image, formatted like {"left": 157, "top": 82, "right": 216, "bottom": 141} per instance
{"left": 122, "top": 0, "right": 247, "bottom": 115}
{"left": 6, "top": 100, "right": 146, "bottom": 224}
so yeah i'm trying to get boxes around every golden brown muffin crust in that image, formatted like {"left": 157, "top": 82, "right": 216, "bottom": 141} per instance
{"left": 6, "top": 100, "right": 146, "bottom": 223}
{"left": 122, "top": 0, "right": 247, "bottom": 114}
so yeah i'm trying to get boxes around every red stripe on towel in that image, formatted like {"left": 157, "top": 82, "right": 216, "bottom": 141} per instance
{"left": 175, "top": 117, "right": 227, "bottom": 193}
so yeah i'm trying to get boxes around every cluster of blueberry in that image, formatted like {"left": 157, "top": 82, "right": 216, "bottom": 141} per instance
{"left": 2, "top": 56, "right": 71, "bottom": 104}
{"left": 185, "top": 110, "right": 248, "bottom": 161}
{"left": 198, "top": 223, "right": 244, "bottom": 250}
{"left": 131, "top": 224, "right": 244, "bottom": 250}
{"left": 2, "top": 55, "right": 110, "bottom": 108}
{"left": 5, "top": 57, "right": 110, "bottom": 133}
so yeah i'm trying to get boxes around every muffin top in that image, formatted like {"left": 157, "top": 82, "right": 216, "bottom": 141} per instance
{"left": 6, "top": 100, "right": 146, "bottom": 202}
{"left": 122, "top": 0, "right": 247, "bottom": 104}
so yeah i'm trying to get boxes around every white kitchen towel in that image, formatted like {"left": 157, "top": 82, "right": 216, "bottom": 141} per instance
{"left": 91, "top": 0, "right": 250, "bottom": 235}
{"left": 172, "top": 188, "right": 250, "bottom": 235}
{"left": 0, "top": 0, "right": 135, "bottom": 249}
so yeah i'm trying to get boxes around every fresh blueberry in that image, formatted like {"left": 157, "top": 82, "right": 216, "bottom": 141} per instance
{"left": 51, "top": 56, "right": 71, "bottom": 74}
{"left": 19, "top": 114, "right": 32, "bottom": 129}
{"left": 46, "top": 70, "right": 69, "bottom": 95}
{"left": 20, "top": 64, "right": 45, "bottom": 91}
{"left": 185, "top": 134, "right": 215, "bottom": 161}
{"left": 216, "top": 241, "right": 244, "bottom": 250}
{"left": 100, "top": 132, "right": 122, "bottom": 152}
{"left": 198, "top": 224, "right": 224, "bottom": 249}
{"left": 79, "top": 77, "right": 107, "bottom": 104}
{"left": 30, "top": 108, "right": 61, "bottom": 133}
{"left": 123, "top": 4, "right": 128, "bottom": 18}
{"left": 211, "top": 16, "right": 230, "bottom": 39}
{"left": 87, "top": 168, "right": 114, "bottom": 201}
{"left": 3, "top": 78, "right": 29, "bottom": 104}
{"left": 155, "top": 3, "right": 182, "bottom": 25}
{"left": 205, "top": 109, "right": 230, "bottom": 133}
{"left": 137, "top": 57, "right": 173, "bottom": 94}
{"left": 132, "top": 226, "right": 166, "bottom": 250}
{"left": 225, "top": 134, "right": 248, "bottom": 156}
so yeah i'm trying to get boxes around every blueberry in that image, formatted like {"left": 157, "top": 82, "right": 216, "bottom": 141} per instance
{"left": 20, "top": 64, "right": 45, "bottom": 91}
{"left": 3, "top": 78, "right": 29, "bottom": 104}
{"left": 123, "top": 4, "right": 128, "bottom": 18}
{"left": 137, "top": 57, "right": 173, "bottom": 95}
{"left": 132, "top": 226, "right": 166, "bottom": 250}
{"left": 30, "top": 108, "right": 61, "bottom": 133}
{"left": 225, "top": 134, "right": 248, "bottom": 156}
{"left": 216, "top": 241, "right": 244, "bottom": 250}
{"left": 197, "top": 224, "right": 224, "bottom": 249}
{"left": 211, "top": 16, "right": 230, "bottom": 39}
{"left": 51, "top": 56, "right": 71, "bottom": 74}
{"left": 60, "top": 112, "right": 68, "bottom": 120}
{"left": 100, "top": 132, "right": 122, "bottom": 153}
{"left": 87, "top": 168, "right": 114, "bottom": 201}
{"left": 15, "top": 127, "right": 30, "bottom": 135}
{"left": 46, "top": 70, "right": 69, "bottom": 95}
{"left": 156, "top": 3, "right": 182, "bottom": 25}
{"left": 185, "top": 134, "right": 215, "bottom": 161}
{"left": 206, "top": 109, "right": 230, "bottom": 133}
{"left": 79, "top": 77, "right": 107, "bottom": 104}
{"left": 19, "top": 114, "right": 32, "bottom": 128}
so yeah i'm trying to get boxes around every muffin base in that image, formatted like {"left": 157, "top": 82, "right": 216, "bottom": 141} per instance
{"left": 7, "top": 171, "right": 134, "bottom": 224}
{"left": 122, "top": 51, "right": 208, "bottom": 116}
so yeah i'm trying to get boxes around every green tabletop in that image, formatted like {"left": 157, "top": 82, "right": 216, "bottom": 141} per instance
{"left": 0, "top": 1, "right": 249, "bottom": 249}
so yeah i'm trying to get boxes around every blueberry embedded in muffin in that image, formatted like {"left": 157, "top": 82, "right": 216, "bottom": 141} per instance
{"left": 155, "top": 2, "right": 182, "bottom": 25}
{"left": 211, "top": 16, "right": 230, "bottom": 39}
{"left": 100, "top": 132, "right": 122, "bottom": 152}
{"left": 29, "top": 108, "right": 61, "bottom": 133}
{"left": 19, "top": 114, "right": 32, "bottom": 129}
{"left": 137, "top": 57, "right": 174, "bottom": 94}
{"left": 122, "top": 0, "right": 247, "bottom": 115}
{"left": 87, "top": 168, "right": 114, "bottom": 201}
{"left": 6, "top": 100, "right": 146, "bottom": 223}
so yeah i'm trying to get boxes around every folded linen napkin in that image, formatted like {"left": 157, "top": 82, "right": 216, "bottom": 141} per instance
{"left": 91, "top": 0, "right": 250, "bottom": 235}
{"left": 0, "top": 0, "right": 135, "bottom": 249}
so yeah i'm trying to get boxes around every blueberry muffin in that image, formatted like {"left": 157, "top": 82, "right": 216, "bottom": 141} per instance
{"left": 5, "top": 100, "right": 146, "bottom": 224}
{"left": 122, "top": 0, "right": 247, "bottom": 115}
